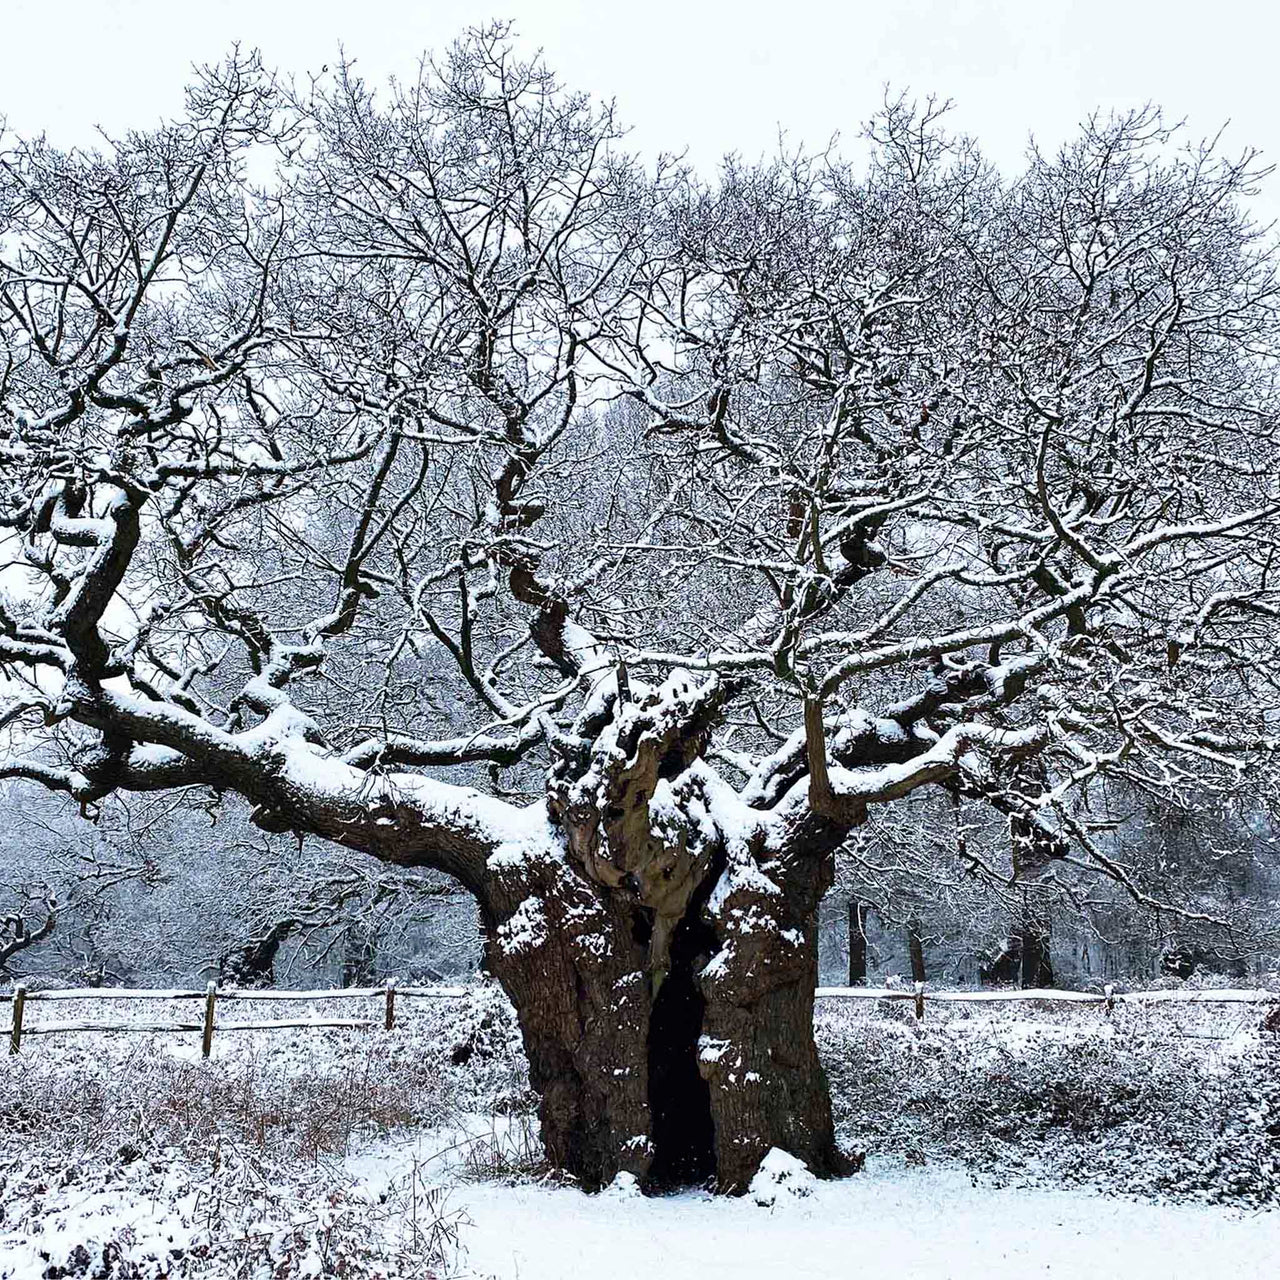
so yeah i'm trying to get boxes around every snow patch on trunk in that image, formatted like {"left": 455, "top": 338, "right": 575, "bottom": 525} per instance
{"left": 496, "top": 897, "right": 549, "bottom": 956}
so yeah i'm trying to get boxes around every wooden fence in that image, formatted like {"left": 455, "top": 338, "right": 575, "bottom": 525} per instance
{"left": 814, "top": 981, "right": 1280, "bottom": 1021}
{"left": 3, "top": 979, "right": 1276, "bottom": 1056}
{"left": 0, "top": 980, "right": 466, "bottom": 1057}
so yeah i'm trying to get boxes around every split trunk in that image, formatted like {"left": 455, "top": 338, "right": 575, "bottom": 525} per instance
{"left": 478, "top": 821, "right": 850, "bottom": 1192}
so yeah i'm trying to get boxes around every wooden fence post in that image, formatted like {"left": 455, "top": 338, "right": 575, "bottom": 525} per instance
{"left": 1104, "top": 983, "right": 1116, "bottom": 1017}
{"left": 201, "top": 981, "right": 217, "bottom": 1058}
{"left": 384, "top": 978, "right": 397, "bottom": 1031}
{"left": 914, "top": 980, "right": 925, "bottom": 1021}
{"left": 9, "top": 984, "right": 26, "bottom": 1055}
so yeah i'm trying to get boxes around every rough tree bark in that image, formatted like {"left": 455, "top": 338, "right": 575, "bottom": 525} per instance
{"left": 479, "top": 837, "right": 848, "bottom": 1191}
{"left": 907, "top": 919, "right": 927, "bottom": 985}
{"left": 469, "top": 675, "right": 853, "bottom": 1191}
{"left": 1018, "top": 915, "right": 1054, "bottom": 989}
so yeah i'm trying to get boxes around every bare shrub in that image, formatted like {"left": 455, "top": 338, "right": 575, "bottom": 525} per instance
{"left": 818, "top": 1001, "right": 1280, "bottom": 1205}
{"left": 457, "top": 1113, "right": 557, "bottom": 1186}
{"left": 0, "top": 1144, "right": 472, "bottom": 1278}
{"left": 1, "top": 1035, "right": 451, "bottom": 1168}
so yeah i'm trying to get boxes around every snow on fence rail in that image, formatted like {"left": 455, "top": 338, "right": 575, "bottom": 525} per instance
{"left": 3, "top": 979, "right": 1276, "bottom": 1057}
{"left": 1, "top": 979, "right": 468, "bottom": 1056}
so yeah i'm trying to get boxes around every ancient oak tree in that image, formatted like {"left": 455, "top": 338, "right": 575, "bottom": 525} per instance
{"left": 2, "top": 33, "right": 1279, "bottom": 1189}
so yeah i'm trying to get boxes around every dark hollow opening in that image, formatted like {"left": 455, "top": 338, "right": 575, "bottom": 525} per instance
{"left": 646, "top": 904, "right": 717, "bottom": 1188}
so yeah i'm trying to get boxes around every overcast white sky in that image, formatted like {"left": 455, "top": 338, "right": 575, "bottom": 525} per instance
{"left": 4, "top": 0, "right": 1280, "bottom": 218}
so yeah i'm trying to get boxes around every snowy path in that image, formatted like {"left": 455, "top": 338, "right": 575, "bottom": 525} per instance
{"left": 350, "top": 1141, "right": 1279, "bottom": 1280}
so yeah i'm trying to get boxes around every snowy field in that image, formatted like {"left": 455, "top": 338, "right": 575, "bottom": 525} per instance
{"left": 2, "top": 986, "right": 1278, "bottom": 1278}
{"left": 354, "top": 1141, "right": 1280, "bottom": 1280}
{"left": 7, "top": 1122, "right": 1277, "bottom": 1280}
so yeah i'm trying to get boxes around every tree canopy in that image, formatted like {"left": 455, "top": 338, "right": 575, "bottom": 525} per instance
{"left": 3, "top": 26, "right": 1279, "bottom": 1188}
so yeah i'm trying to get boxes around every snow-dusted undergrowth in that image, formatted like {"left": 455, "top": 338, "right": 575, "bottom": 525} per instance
{"left": 2, "top": 985, "right": 1278, "bottom": 1277}
{"left": 0, "top": 984, "right": 526, "bottom": 1278}
{"left": 819, "top": 996, "right": 1280, "bottom": 1205}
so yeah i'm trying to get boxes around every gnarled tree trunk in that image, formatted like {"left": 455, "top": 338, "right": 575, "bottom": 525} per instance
{"left": 480, "top": 816, "right": 848, "bottom": 1191}
{"left": 469, "top": 674, "right": 851, "bottom": 1192}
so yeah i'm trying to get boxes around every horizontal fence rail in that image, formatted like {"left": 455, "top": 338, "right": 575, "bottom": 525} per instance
{"left": 16, "top": 1019, "right": 380, "bottom": 1039}
{"left": 814, "top": 984, "right": 1280, "bottom": 1005}
{"left": 0, "top": 984, "right": 470, "bottom": 1003}
{"left": 3, "top": 979, "right": 1277, "bottom": 1055}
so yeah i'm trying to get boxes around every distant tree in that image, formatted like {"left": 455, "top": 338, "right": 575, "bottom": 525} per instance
{"left": 217, "top": 849, "right": 471, "bottom": 986}
{"left": 846, "top": 899, "right": 868, "bottom": 985}
{"left": 2, "top": 28, "right": 1278, "bottom": 1190}
{"left": 0, "top": 785, "right": 166, "bottom": 981}
{"left": 0, "top": 884, "right": 56, "bottom": 973}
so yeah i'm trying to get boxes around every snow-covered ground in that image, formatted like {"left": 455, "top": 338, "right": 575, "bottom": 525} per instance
{"left": 349, "top": 1134, "right": 1280, "bottom": 1280}
{"left": 7, "top": 1116, "right": 1277, "bottom": 1280}
{"left": 3, "top": 987, "right": 1279, "bottom": 1277}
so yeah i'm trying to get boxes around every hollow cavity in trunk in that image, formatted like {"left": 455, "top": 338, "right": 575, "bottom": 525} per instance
{"left": 646, "top": 899, "right": 717, "bottom": 1187}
